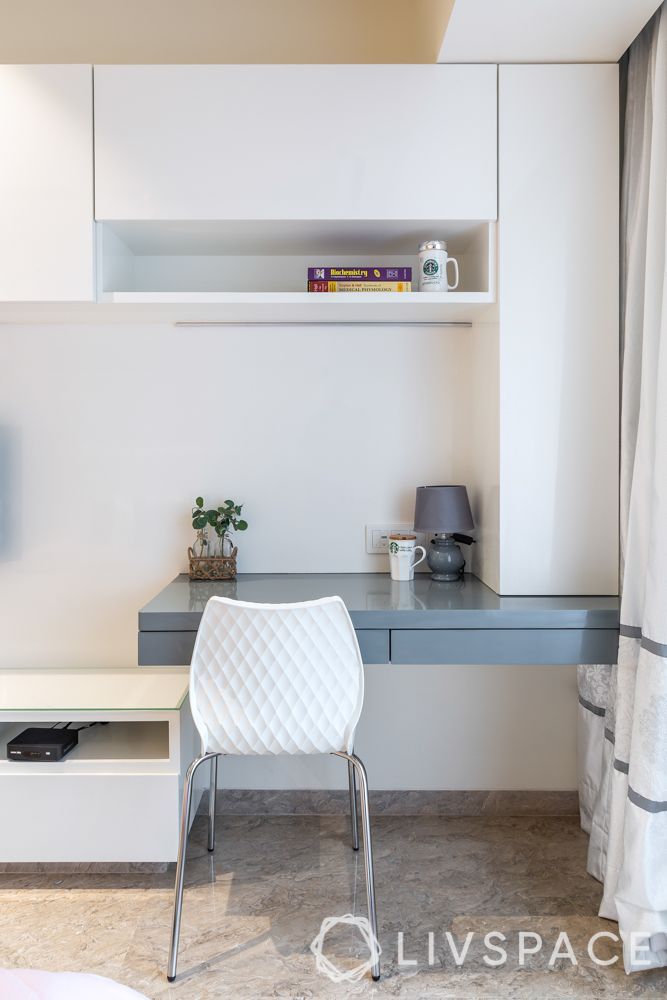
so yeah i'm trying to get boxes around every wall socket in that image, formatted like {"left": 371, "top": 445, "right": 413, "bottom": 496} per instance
{"left": 365, "top": 523, "right": 429, "bottom": 555}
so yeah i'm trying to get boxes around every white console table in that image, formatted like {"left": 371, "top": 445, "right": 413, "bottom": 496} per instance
{"left": 0, "top": 668, "right": 196, "bottom": 864}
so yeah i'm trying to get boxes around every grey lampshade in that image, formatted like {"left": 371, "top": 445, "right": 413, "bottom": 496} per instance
{"left": 414, "top": 486, "right": 474, "bottom": 533}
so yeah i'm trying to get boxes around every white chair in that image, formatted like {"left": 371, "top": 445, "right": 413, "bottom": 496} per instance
{"left": 167, "top": 595, "right": 380, "bottom": 982}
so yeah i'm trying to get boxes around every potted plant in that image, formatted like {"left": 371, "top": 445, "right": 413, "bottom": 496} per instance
{"left": 189, "top": 496, "right": 248, "bottom": 580}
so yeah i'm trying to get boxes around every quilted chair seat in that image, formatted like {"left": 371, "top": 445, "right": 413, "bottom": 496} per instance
{"left": 189, "top": 596, "right": 364, "bottom": 755}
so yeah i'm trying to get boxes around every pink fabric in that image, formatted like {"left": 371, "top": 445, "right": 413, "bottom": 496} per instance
{"left": 0, "top": 970, "right": 148, "bottom": 1000}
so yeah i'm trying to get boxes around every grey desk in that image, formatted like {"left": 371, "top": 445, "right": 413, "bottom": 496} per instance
{"left": 138, "top": 573, "right": 619, "bottom": 666}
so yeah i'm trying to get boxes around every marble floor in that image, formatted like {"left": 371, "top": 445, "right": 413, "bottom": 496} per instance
{"left": 0, "top": 815, "right": 666, "bottom": 999}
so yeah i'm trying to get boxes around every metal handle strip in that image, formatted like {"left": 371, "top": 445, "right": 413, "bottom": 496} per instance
{"left": 174, "top": 320, "right": 473, "bottom": 328}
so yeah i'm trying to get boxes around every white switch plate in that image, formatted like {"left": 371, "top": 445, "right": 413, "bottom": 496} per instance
{"left": 365, "top": 523, "right": 429, "bottom": 554}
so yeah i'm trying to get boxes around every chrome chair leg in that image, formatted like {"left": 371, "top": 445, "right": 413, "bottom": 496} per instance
{"left": 335, "top": 752, "right": 380, "bottom": 981}
{"left": 168, "top": 752, "right": 218, "bottom": 983}
{"left": 208, "top": 755, "right": 218, "bottom": 853}
{"left": 348, "top": 758, "right": 359, "bottom": 851}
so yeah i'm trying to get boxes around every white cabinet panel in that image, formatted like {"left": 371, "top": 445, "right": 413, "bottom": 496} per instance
{"left": 498, "top": 65, "right": 619, "bottom": 595}
{"left": 94, "top": 65, "right": 497, "bottom": 221}
{"left": 0, "top": 65, "right": 93, "bottom": 301}
{"left": 0, "top": 772, "right": 179, "bottom": 862}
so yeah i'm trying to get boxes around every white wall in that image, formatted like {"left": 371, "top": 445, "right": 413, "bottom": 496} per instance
{"left": 216, "top": 663, "right": 577, "bottom": 791}
{"left": 0, "top": 322, "right": 577, "bottom": 790}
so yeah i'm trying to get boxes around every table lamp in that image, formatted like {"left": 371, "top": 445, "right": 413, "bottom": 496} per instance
{"left": 414, "top": 485, "right": 474, "bottom": 581}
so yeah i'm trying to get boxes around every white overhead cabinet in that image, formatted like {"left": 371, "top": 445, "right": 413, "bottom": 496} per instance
{"left": 0, "top": 65, "right": 93, "bottom": 301}
{"left": 92, "top": 64, "right": 497, "bottom": 324}
{"left": 93, "top": 65, "right": 497, "bottom": 221}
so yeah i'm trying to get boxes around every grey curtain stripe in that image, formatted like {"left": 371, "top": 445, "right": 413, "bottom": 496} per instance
{"left": 642, "top": 636, "right": 667, "bottom": 657}
{"left": 619, "top": 624, "right": 667, "bottom": 656}
{"left": 578, "top": 695, "right": 606, "bottom": 717}
{"left": 628, "top": 786, "right": 667, "bottom": 813}
{"left": 605, "top": 727, "right": 630, "bottom": 773}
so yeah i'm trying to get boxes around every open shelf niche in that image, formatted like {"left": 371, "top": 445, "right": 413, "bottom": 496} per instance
{"left": 96, "top": 219, "right": 496, "bottom": 325}
{"left": 0, "top": 720, "right": 170, "bottom": 773}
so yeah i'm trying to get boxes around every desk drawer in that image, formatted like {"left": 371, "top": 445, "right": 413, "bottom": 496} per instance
{"left": 139, "top": 628, "right": 390, "bottom": 666}
{"left": 390, "top": 628, "right": 619, "bottom": 665}
{"left": 356, "top": 630, "right": 390, "bottom": 664}
{"left": 139, "top": 631, "right": 195, "bottom": 666}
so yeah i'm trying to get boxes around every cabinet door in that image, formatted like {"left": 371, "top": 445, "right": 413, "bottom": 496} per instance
{"left": 0, "top": 65, "right": 93, "bottom": 301}
{"left": 498, "top": 65, "right": 619, "bottom": 595}
{"left": 94, "top": 65, "right": 497, "bottom": 221}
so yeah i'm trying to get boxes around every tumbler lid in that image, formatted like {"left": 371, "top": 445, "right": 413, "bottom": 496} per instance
{"left": 418, "top": 240, "right": 447, "bottom": 252}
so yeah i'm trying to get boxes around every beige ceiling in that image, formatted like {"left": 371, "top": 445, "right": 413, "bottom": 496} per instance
{"left": 0, "top": 0, "right": 454, "bottom": 63}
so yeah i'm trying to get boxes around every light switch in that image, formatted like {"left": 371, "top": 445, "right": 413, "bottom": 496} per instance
{"left": 365, "top": 523, "right": 429, "bottom": 554}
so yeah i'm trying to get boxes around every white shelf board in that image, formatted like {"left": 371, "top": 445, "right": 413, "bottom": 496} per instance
{"left": 0, "top": 667, "right": 189, "bottom": 711}
{"left": 98, "top": 290, "right": 494, "bottom": 325}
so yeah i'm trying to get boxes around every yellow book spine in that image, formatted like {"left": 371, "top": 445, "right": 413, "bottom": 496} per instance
{"left": 308, "top": 281, "right": 411, "bottom": 293}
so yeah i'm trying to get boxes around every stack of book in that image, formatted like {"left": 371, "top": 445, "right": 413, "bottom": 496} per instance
{"left": 307, "top": 266, "right": 411, "bottom": 293}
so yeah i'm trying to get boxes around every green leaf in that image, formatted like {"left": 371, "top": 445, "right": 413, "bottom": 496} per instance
{"left": 234, "top": 505, "right": 242, "bottom": 514}
{"left": 192, "top": 515, "right": 207, "bottom": 529}
{"left": 225, "top": 499, "right": 234, "bottom": 507}
{"left": 206, "top": 510, "right": 218, "bottom": 526}
{"left": 237, "top": 520, "right": 248, "bottom": 531}
{"left": 195, "top": 497, "right": 204, "bottom": 508}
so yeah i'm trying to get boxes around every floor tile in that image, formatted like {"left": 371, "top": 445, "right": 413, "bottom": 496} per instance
{"left": 1, "top": 815, "right": 666, "bottom": 999}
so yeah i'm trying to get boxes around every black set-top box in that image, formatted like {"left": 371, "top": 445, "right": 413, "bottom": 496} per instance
{"left": 7, "top": 727, "right": 78, "bottom": 762}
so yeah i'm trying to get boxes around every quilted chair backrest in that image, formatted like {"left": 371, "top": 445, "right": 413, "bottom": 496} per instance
{"left": 189, "top": 595, "right": 365, "bottom": 755}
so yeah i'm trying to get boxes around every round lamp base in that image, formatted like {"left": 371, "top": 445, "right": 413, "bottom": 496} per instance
{"left": 426, "top": 536, "right": 466, "bottom": 581}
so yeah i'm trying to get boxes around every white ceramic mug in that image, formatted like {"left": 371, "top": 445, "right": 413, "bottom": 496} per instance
{"left": 388, "top": 534, "right": 426, "bottom": 581}
{"left": 418, "top": 240, "right": 460, "bottom": 293}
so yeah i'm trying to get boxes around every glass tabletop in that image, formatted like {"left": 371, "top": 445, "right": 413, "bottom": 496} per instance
{"left": 0, "top": 668, "right": 189, "bottom": 711}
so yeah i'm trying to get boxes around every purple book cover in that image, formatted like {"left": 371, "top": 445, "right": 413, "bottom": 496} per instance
{"left": 308, "top": 266, "right": 412, "bottom": 281}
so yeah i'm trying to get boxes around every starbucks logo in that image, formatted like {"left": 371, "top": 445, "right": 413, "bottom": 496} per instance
{"left": 423, "top": 258, "right": 439, "bottom": 275}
